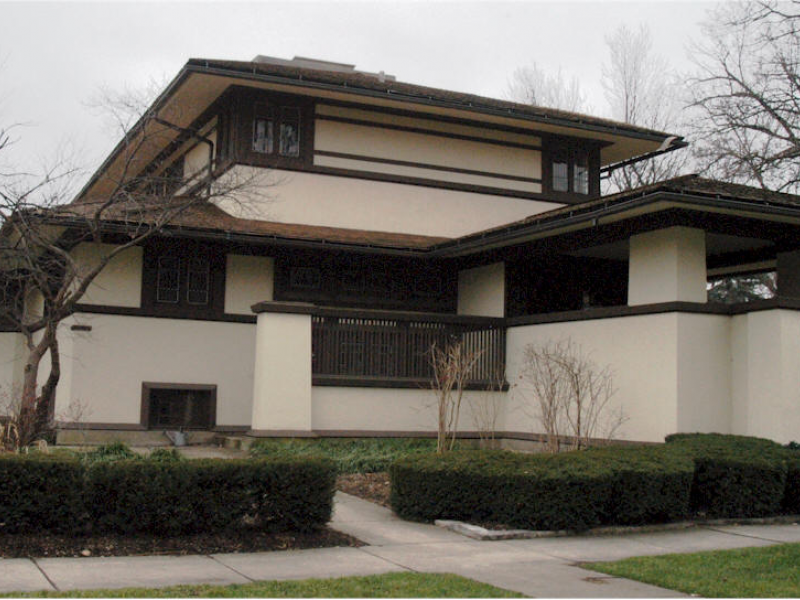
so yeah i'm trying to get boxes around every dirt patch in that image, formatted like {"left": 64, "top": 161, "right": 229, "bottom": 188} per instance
{"left": 0, "top": 527, "right": 361, "bottom": 559}
{"left": 337, "top": 472, "right": 392, "bottom": 508}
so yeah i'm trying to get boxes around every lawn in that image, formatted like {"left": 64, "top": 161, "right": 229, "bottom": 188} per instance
{"left": 588, "top": 542, "right": 800, "bottom": 597}
{"left": 7, "top": 572, "right": 523, "bottom": 598}
{"left": 249, "top": 438, "right": 438, "bottom": 473}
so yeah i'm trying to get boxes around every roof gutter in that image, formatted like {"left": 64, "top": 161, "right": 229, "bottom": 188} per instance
{"left": 600, "top": 137, "right": 690, "bottom": 177}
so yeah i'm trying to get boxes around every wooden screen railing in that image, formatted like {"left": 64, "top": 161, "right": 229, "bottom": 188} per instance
{"left": 311, "top": 308, "right": 506, "bottom": 388}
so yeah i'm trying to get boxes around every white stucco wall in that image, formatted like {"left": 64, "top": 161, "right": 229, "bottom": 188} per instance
{"left": 251, "top": 312, "right": 312, "bottom": 431}
{"left": 224, "top": 255, "right": 274, "bottom": 315}
{"left": 675, "top": 313, "right": 732, "bottom": 433}
{"left": 54, "top": 314, "right": 255, "bottom": 427}
{"left": 70, "top": 243, "right": 143, "bottom": 308}
{"left": 506, "top": 314, "right": 681, "bottom": 442}
{"left": 215, "top": 166, "right": 560, "bottom": 238}
{"left": 0, "top": 332, "right": 24, "bottom": 394}
{"left": 457, "top": 262, "right": 505, "bottom": 317}
{"left": 312, "top": 386, "right": 506, "bottom": 433}
{"left": 731, "top": 309, "right": 800, "bottom": 444}
{"left": 628, "top": 227, "right": 707, "bottom": 305}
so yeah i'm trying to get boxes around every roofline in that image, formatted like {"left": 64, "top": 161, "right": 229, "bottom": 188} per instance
{"left": 75, "top": 59, "right": 681, "bottom": 203}
{"left": 428, "top": 188, "right": 800, "bottom": 256}
{"left": 186, "top": 61, "right": 677, "bottom": 143}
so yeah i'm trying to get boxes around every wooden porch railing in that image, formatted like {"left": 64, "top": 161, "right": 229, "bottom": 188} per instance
{"left": 311, "top": 308, "right": 506, "bottom": 388}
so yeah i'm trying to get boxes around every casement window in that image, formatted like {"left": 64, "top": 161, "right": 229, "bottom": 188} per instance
{"left": 143, "top": 242, "right": 224, "bottom": 317}
{"left": 547, "top": 142, "right": 598, "bottom": 197}
{"left": 142, "top": 384, "right": 216, "bottom": 430}
{"left": 253, "top": 103, "right": 302, "bottom": 158}
{"left": 155, "top": 254, "right": 211, "bottom": 307}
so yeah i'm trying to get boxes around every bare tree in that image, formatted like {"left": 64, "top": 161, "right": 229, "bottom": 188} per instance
{"left": 689, "top": 1, "right": 800, "bottom": 193}
{"left": 708, "top": 271, "right": 777, "bottom": 304}
{"left": 467, "top": 366, "right": 505, "bottom": 449}
{"left": 505, "top": 63, "right": 589, "bottom": 113}
{"left": 516, "top": 339, "right": 625, "bottom": 452}
{"left": 429, "top": 340, "right": 482, "bottom": 454}
{"left": 0, "top": 91, "right": 264, "bottom": 448}
{"left": 602, "top": 24, "right": 690, "bottom": 192}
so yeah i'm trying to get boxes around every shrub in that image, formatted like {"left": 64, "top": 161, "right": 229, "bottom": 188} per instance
{"left": 0, "top": 454, "right": 85, "bottom": 533}
{"left": 584, "top": 445, "right": 694, "bottom": 525}
{"left": 783, "top": 453, "right": 800, "bottom": 514}
{"left": 84, "top": 457, "right": 336, "bottom": 535}
{"left": 391, "top": 450, "right": 616, "bottom": 531}
{"left": 665, "top": 433, "right": 787, "bottom": 518}
{"left": 81, "top": 441, "right": 138, "bottom": 464}
{"left": 147, "top": 447, "right": 183, "bottom": 462}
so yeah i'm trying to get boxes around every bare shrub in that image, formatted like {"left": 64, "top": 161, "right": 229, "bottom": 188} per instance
{"left": 429, "top": 340, "right": 482, "bottom": 454}
{"left": 516, "top": 339, "right": 626, "bottom": 452}
{"left": 0, "top": 384, "right": 49, "bottom": 452}
{"left": 468, "top": 366, "right": 506, "bottom": 449}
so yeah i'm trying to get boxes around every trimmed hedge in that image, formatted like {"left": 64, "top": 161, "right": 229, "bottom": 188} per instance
{"left": 782, "top": 453, "right": 800, "bottom": 514}
{"left": 390, "top": 447, "right": 694, "bottom": 531}
{"left": 665, "top": 433, "right": 788, "bottom": 518}
{"left": 0, "top": 454, "right": 85, "bottom": 534}
{"left": 0, "top": 454, "right": 335, "bottom": 535}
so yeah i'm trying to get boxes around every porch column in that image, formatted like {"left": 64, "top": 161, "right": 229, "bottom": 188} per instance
{"left": 628, "top": 227, "right": 707, "bottom": 306}
{"left": 457, "top": 262, "right": 505, "bottom": 317}
{"left": 777, "top": 250, "right": 800, "bottom": 298}
{"left": 249, "top": 303, "right": 313, "bottom": 435}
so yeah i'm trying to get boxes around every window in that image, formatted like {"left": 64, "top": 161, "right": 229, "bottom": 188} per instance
{"left": 144, "top": 243, "right": 223, "bottom": 317}
{"left": 252, "top": 102, "right": 302, "bottom": 158}
{"left": 549, "top": 143, "right": 595, "bottom": 196}
{"left": 143, "top": 384, "right": 216, "bottom": 430}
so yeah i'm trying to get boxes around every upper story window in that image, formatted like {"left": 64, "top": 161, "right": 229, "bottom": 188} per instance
{"left": 547, "top": 141, "right": 599, "bottom": 198}
{"left": 251, "top": 99, "right": 305, "bottom": 160}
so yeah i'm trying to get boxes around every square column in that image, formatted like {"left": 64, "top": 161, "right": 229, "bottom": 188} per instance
{"left": 628, "top": 227, "right": 707, "bottom": 306}
{"left": 250, "top": 308, "right": 313, "bottom": 434}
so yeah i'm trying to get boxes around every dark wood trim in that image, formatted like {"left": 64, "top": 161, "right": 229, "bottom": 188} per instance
{"left": 314, "top": 150, "right": 543, "bottom": 184}
{"left": 141, "top": 382, "right": 218, "bottom": 430}
{"left": 56, "top": 422, "right": 147, "bottom": 431}
{"left": 316, "top": 113, "right": 544, "bottom": 152}
{"left": 252, "top": 300, "right": 505, "bottom": 326}
{"left": 247, "top": 429, "right": 321, "bottom": 438}
{"left": 213, "top": 425, "right": 251, "bottom": 433}
{"left": 74, "top": 304, "right": 257, "bottom": 324}
{"left": 70, "top": 324, "right": 92, "bottom": 332}
{"left": 308, "top": 163, "right": 550, "bottom": 202}
{"left": 506, "top": 302, "right": 731, "bottom": 327}
{"left": 312, "top": 375, "right": 509, "bottom": 391}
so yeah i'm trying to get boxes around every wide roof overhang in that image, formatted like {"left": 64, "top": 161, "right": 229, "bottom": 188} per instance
{"left": 75, "top": 59, "right": 684, "bottom": 206}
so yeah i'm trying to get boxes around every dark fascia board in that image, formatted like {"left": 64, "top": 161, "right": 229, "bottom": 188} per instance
{"left": 429, "top": 189, "right": 800, "bottom": 257}
{"left": 74, "top": 60, "right": 679, "bottom": 204}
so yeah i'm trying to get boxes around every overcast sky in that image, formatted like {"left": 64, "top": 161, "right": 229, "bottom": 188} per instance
{"left": 1, "top": 1, "right": 714, "bottom": 189}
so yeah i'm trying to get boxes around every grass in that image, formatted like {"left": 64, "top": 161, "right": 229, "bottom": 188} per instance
{"left": 249, "top": 437, "right": 438, "bottom": 473}
{"left": 588, "top": 542, "right": 800, "bottom": 597}
{"left": 5, "top": 572, "right": 523, "bottom": 598}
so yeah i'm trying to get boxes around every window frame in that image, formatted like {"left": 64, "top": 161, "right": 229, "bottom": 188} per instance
{"left": 141, "top": 383, "right": 217, "bottom": 430}
{"left": 544, "top": 138, "right": 602, "bottom": 199}
{"left": 142, "top": 241, "right": 226, "bottom": 318}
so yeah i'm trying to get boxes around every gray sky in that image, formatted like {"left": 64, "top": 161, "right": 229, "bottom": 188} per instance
{"left": 1, "top": 1, "right": 713, "bottom": 188}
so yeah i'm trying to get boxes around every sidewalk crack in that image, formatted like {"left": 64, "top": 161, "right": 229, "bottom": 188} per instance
{"left": 356, "top": 546, "right": 417, "bottom": 573}
{"left": 29, "top": 558, "right": 59, "bottom": 592}
{"left": 206, "top": 555, "right": 256, "bottom": 583}
{"left": 701, "top": 526, "right": 786, "bottom": 544}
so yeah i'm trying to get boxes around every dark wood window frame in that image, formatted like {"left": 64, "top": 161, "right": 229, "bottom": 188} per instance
{"left": 543, "top": 138, "right": 602, "bottom": 200}
{"left": 140, "top": 383, "right": 217, "bottom": 430}
{"left": 141, "top": 240, "right": 226, "bottom": 319}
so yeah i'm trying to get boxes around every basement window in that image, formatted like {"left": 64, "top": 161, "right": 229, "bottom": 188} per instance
{"left": 143, "top": 384, "right": 216, "bottom": 430}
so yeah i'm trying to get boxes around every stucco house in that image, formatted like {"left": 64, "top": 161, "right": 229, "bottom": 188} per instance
{"left": 2, "top": 55, "right": 800, "bottom": 445}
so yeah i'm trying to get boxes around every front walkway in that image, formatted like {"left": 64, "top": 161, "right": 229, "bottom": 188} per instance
{"left": 3, "top": 492, "right": 800, "bottom": 597}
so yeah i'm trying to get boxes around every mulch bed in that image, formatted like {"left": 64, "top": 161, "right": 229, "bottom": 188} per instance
{"left": 0, "top": 527, "right": 362, "bottom": 559}
{"left": 336, "top": 472, "right": 392, "bottom": 508}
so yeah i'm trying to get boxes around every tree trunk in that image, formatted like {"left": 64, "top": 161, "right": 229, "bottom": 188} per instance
{"left": 19, "top": 325, "right": 58, "bottom": 447}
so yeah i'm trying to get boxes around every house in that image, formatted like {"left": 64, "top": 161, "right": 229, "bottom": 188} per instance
{"left": 2, "top": 55, "right": 800, "bottom": 445}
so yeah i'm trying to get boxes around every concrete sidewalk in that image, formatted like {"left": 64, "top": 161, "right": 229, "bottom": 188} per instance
{"left": 2, "top": 492, "right": 800, "bottom": 597}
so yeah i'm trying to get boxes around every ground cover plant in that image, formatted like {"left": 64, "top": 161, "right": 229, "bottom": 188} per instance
{"left": 250, "top": 437, "right": 437, "bottom": 474}
{"left": 1, "top": 572, "right": 523, "bottom": 598}
{"left": 588, "top": 542, "right": 800, "bottom": 597}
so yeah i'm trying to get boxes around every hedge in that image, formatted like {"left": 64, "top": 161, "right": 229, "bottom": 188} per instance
{"left": 0, "top": 454, "right": 336, "bottom": 535}
{"left": 782, "top": 453, "right": 800, "bottom": 514}
{"left": 390, "top": 447, "right": 693, "bottom": 531}
{"left": 0, "top": 454, "right": 85, "bottom": 534}
{"left": 665, "top": 433, "right": 788, "bottom": 518}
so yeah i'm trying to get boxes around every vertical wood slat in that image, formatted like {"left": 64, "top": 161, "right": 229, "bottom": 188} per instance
{"left": 310, "top": 311, "right": 506, "bottom": 385}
